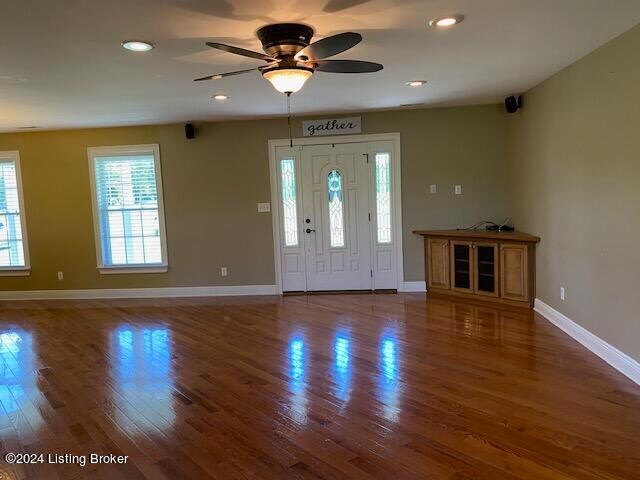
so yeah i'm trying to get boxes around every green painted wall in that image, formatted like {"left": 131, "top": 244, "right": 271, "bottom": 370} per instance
{"left": 0, "top": 104, "right": 507, "bottom": 291}
{"left": 507, "top": 24, "right": 640, "bottom": 361}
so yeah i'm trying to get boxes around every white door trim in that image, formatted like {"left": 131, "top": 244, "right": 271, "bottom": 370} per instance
{"left": 268, "top": 132, "right": 403, "bottom": 294}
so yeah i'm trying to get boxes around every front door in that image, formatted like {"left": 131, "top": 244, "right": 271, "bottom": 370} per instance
{"left": 301, "top": 143, "right": 372, "bottom": 291}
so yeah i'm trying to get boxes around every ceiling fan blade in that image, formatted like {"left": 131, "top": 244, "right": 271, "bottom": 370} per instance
{"left": 295, "top": 32, "right": 362, "bottom": 61}
{"left": 312, "top": 60, "right": 383, "bottom": 73}
{"left": 206, "top": 42, "right": 276, "bottom": 62}
{"left": 194, "top": 67, "right": 262, "bottom": 82}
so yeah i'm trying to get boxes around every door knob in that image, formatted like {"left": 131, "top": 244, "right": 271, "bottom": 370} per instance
{"left": 305, "top": 228, "right": 316, "bottom": 234}
{"left": 305, "top": 218, "right": 311, "bottom": 224}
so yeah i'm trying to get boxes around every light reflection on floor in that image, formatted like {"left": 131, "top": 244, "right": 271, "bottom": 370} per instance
{"left": 111, "top": 326, "right": 175, "bottom": 429}
{"left": 332, "top": 331, "right": 352, "bottom": 405}
{"left": 286, "top": 326, "right": 402, "bottom": 424}
{"left": 0, "top": 331, "right": 43, "bottom": 431}
{"left": 378, "top": 329, "right": 401, "bottom": 422}
{"left": 288, "top": 335, "right": 308, "bottom": 424}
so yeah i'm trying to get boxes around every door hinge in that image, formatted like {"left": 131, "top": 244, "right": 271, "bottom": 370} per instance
{"left": 370, "top": 269, "right": 373, "bottom": 278}
{"left": 368, "top": 213, "right": 371, "bottom": 221}
{"left": 363, "top": 153, "right": 369, "bottom": 163}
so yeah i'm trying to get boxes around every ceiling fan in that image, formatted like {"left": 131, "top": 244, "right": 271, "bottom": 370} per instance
{"left": 194, "top": 23, "right": 383, "bottom": 95}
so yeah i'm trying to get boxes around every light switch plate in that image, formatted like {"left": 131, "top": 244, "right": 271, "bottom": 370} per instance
{"left": 257, "top": 202, "right": 271, "bottom": 213}
{"left": 430, "top": 184, "right": 437, "bottom": 194}
{"left": 454, "top": 185, "right": 462, "bottom": 195}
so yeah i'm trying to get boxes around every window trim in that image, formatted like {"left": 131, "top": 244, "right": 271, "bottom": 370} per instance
{"left": 0, "top": 151, "right": 31, "bottom": 276}
{"left": 87, "top": 144, "right": 168, "bottom": 274}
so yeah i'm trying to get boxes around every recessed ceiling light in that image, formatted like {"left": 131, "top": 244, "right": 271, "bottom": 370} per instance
{"left": 121, "top": 40, "right": 154, "bottom": 52}
{"left": 429, "top": 14, "right": 464, "bottom": 28}
{"left": 406, "top": 80, "right": 427, "bottom": 87}
{"left": 212, "top": 94, "right": 229, "bottom": 100}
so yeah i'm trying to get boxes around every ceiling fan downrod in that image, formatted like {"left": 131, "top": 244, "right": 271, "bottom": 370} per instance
{"left": 286, "top": 92, "right": 293, "bottom": 148}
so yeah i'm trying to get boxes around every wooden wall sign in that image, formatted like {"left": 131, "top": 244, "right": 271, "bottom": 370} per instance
{"left": 302, "top": 117, "right": 362, "bottom": 137}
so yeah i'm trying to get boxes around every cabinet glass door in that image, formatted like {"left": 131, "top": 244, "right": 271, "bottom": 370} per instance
{"left": 474, "top": 243, "right": 499, "bottom": 297}
{"left": 451, "top": 241, "right": 473, "bottom": 293}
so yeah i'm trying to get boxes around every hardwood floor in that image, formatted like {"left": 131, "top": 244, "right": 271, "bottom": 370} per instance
{"left": 0, "top": 293, "right": 639, "bottom": 480}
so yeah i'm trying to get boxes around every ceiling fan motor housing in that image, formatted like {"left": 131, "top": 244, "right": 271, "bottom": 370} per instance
{"left": 257, "top": 23, "right": 315, "bottom": 57}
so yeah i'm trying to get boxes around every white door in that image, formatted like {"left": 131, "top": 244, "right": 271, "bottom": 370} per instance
{"left": 301, "top": 143, "right": 372, "bottom": 291}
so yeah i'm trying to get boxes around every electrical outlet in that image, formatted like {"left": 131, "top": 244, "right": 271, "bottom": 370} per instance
{"left": 221, "top": 267, "right": 228, "bottom": 277}
{"left": 560, "top": 287, "right": 565, "bottom": 301}
{"left": 454, "top": 185, "right": 462, "bottom": 195}
{"left": 429, "top": 184, "right": 437, "bottom": 194}
{"left": 257, "top": 202, "right": 271, "bottom": 213}
{"left": 57, "top": 271, "right": 64, "bottom": 281}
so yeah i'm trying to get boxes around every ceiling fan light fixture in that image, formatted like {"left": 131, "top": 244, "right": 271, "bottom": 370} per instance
{"left": 121, "top": 40, "right": 154, "bottom": 52}
{"left": 429, "top": 15, "right": 464, "bottom": 28}
{"left": 262, "top": 67, "right": 313, "bottom": 94}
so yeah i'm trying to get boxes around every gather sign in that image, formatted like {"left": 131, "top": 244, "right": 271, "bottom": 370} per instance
{"left": 302, "top": 117, "right": 362, "bottom": 137}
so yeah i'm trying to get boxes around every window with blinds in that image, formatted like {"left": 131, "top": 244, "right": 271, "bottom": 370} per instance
{"left": 88, "top": 145, "right": 167, "bottom": 272}
{"left": 0, "top": 151, "right": 30, "bottom": 273}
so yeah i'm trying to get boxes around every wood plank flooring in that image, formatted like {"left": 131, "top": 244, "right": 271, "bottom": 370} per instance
{"left": 0, "top": 293, "right": 639, "bottom": 479}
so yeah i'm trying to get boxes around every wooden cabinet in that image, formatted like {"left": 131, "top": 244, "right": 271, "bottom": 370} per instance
{"left": 427, "top": 238, "right": 450, "bottom": 289}
{"left": 415, "top": 230, "right": 539, "bottom": 308}
{"left": 500, "top": 244, "right": 529, "bottom": 302}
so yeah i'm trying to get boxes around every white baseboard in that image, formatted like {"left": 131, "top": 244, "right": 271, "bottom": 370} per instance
{"left": 0, "top": 284, "right": 277, "bottom": 301}
{"left": 534, "top": 298, "right": 640, "bottom": 386}
{"left": 399, "top": 281, "right": 427, "bottom": 292}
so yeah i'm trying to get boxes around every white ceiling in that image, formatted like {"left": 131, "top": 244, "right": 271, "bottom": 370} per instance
{"left": 1, "top": 0, "right": 640, "bottom": 132}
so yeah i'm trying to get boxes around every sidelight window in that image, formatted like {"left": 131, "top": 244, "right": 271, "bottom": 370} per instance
{"left": 280, "top": 159, "right": 299, "bottom": 246}
{"left": 375, "top": 152, "right": 391, "bottom": 244}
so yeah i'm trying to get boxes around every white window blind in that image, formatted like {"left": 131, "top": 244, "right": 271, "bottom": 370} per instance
{"left": 0, "top": 152, "right": 29, "bottom": 273}
{"left": 89, "top": 145, "right": 167, "bottom": 272}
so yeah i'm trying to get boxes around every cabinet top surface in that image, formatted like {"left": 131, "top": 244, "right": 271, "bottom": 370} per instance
{"left": 413, "top": 229, "right": 540, "bottom": 243}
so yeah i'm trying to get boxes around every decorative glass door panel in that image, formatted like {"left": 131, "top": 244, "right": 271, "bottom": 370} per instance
{"left": 474, "top": 242, "right": 499, "bottom": 297}
{"left": 451, "top": 241, "right": 473, "bottom": 293}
